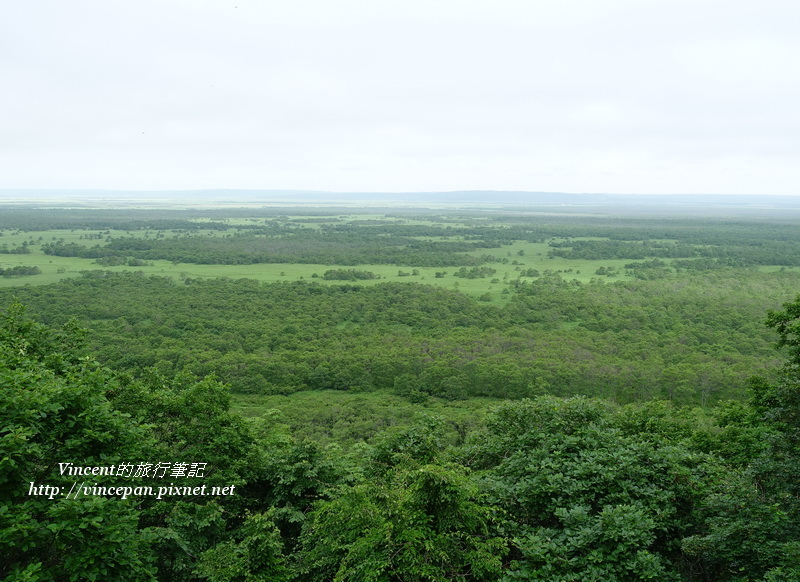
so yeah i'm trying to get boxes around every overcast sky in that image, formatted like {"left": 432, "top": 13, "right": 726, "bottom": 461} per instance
{"left": 2, "top": 0, "right": 799, "bottom": 195}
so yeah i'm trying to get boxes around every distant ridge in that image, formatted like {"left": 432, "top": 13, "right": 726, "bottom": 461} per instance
{"left": 1, "top": 189, "right": 799, "bottom": 215}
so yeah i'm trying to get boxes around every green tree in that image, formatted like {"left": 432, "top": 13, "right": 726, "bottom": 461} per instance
{"left": 466, "top": 397, "right": 712, "bottom": 581}
{"left": 0, "top": 301, "right": 310, "bottom": 582}
{"left": 766, "top": 295, "right": 800, "bottom": 367}
{"left": 296, "top": 462, "right": 506, "bottom": 581}
{"left": 678, "top": 297, "right": 800, "bottom": 580}
{"left": 195, "top": 510, "right": 290, "bottom": 582}
{"left": 0, "top": 302, "right": 158, "bottom": 580}
{"left": 296, "top": 421, "right": 508, "bottom": 581}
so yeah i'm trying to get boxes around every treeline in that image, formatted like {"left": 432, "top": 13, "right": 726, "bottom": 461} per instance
{"left": 95, "top": 256, "right": 151, "bottom": 267}
{"left": 321, "top": 268, "right": 379, "bottom": 281}
{"left": 549, "top": 239, "right": 697, "bottom": 260}
{"left": 3, "top": 303, "right": 800, "bottom": 580}
{"left": 41, "top": 231, "right": 489, "bottom": 267}
{"left": 2, "top": 270, "right": 795, "bottom": 405}
{"left": 486, "top": 213, "right": 800, "bottom": 245}
{"left": 0, "top": 265, "right": 41, "bottom": 277}
{"left": 13, "top": 208, "right": 800, "bottom": 268}
{"left": 453, "top": 266, "right": 497, "bottom": 278}
{"left": 0, "top": 243, "right": 31, "bottom": 254}
{"left": 548, "top": 237, "right": 800, "bottom": 266}
{"left": 0, "top": 209, "right": 235, "bottom": 231}
{"left": 7, "top": 207, "right": 800, "bottom": 244}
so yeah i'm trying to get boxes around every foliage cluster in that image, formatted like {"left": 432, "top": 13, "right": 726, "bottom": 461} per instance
{"left": 0, "top": 266, "right": 41, "bottom": 277}
{"left": 321, "top": 269, "right": 380, "bottom": 281}
{"left": 0, "top": 243, "right": 31, "bottom": 254}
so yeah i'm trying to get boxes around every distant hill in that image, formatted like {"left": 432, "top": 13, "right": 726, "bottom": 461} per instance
{"left": 1, "top": 189, "right": 799, "bottom": 216}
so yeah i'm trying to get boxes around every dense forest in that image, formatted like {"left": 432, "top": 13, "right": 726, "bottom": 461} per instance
{"left": 3, "top": 297, "right": 800, "bottom": 580}
{"left": 2, "top": 207, "right": 800, "bottom": 580}
{"left": 0, "top": 270, "right": 794, "bottom": 404}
